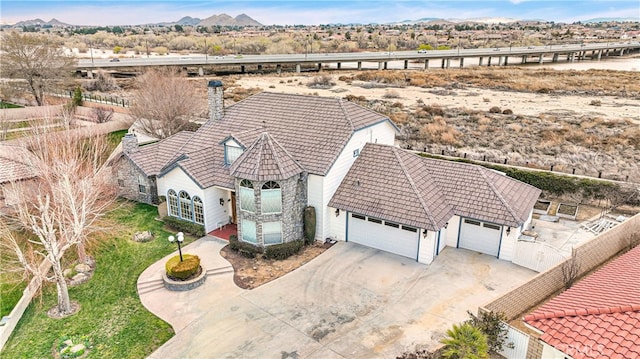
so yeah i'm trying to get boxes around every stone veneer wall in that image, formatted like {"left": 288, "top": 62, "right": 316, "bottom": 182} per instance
{"left": 236, "top": 175, "right": 307, "bottom": 247}
{"left": 115, "top": 158, "right": 157, "bottom": 204}
{"left": 207, "top": 82, "right": 224, "bottom": 122}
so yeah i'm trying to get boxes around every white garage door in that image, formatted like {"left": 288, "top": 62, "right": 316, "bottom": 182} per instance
{"left": 458, "top": 218, "right": 502, "bottom": 257}
{"left": 348, "top": 214, "right": 419, "bottom": 259}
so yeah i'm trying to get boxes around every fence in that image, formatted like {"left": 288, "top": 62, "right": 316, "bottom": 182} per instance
{"left": 2, "top": 83, "right": 129, "bottom": 108}
{"left": 498, "top": 324, "right": 530, "bottom": 359}
{"left": 511, "top": 239, "right": 567, "bottom": 273}
{"left": 0, "top": 260, "right": 51, "bottom": 351}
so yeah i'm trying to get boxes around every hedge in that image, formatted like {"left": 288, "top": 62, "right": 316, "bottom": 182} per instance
{"left": 165, "top": 254, "right": 200, "bottom": 280}
{"left": 229, "top": 234, "right": 262, "bottom": 258}
{"left": 163, "top": 216, "right": 205, "bottom": 237}
{"left": 264, "top": 240, "right": 304, "bottom": 260}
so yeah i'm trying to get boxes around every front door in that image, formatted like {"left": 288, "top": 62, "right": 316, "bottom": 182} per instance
{"left": 231, "top": 192, "right": 237, "bottom": 224}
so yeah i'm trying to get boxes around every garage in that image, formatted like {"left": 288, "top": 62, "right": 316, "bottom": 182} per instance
{"left": 458, "top": 218, "right": 502, "bottom": 257}
{"left": 347, "top": 213, "right": 420, "bottom": 259}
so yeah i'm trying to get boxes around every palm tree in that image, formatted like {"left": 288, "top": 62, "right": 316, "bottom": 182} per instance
{"left": 441, "top": 322, "right": 489, "bottom": 359}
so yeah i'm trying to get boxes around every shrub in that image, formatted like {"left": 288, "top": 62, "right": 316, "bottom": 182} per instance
{"left": 303, "top": 206, "right": 316, "bottom": 245}
{"left": 489, "top": 106, "right": 501, "bottom": 113}
{"left": 71, "top": 86, "right": 83, "bottom": 107}
{"left": 165, "top": 254, "right": 200, "bottom": 280}
{"left": 229, "top": 234, "right": 262, "bottom": 258}
{"left": 502, "top": 109, "right": 513, "bottom": 115}
{"left": 92, "top": 107, "right": 114, "bottom": 123}
{"left": 466, "top": 311, "right": 512, "bottom": 354}
{"left": 441, "top": 322, "right": 489, "bottom": 359}
{"left": 383, "top": 89, "right": 401, "bottom": 99}
{"left": 264, "top": 240, "right": 304, "bottom": 260}
{"left": 589, "top": 99, "right": 602, "bottom": 106}
{"left": 163, "top": 216, "right": 205, "bottom": 237}
{"left": 307, "top": 75, "right": 335, "bottom": 89}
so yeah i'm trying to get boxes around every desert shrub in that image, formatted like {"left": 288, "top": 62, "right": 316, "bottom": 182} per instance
{"left": 83, "top": 70, "right": 119, "bottom": 92}
{"left": 163, "top": 216, "right": 205, "bottom": 237}
{"left": 466, "top": 311, "right": 512, "bottom": 354}
{"left": 165, "top": 254, "right": 200, "bottom": 280}
{"left": 92, "top": 106, "right": 114, "bottom": 123}
{"left": 489, "top": 106, "right": 501, "bottom": 113}
{"left": 383, "top": 89, "right": 401, "bottom": 99}
{"left": 502, "top": 109, "right": 513, "bottom": 115}
{"left": 589, "top": 99, "right": 602, "bottom": 106}
{"left": 441, "top": 322, "right": 489, "bottom": 359}
{"left": 307, "top": 75, "right": 335, "bottom": 89}
{"left": 264, "top": 240, "right": 304, "bottom": 260}
{"left": 229, "top": 234, "right": 262, "bottom": 258}
{"left": 396, "top": 349, "right": 439, "bottom": 359}
{"left": 423, "top": 105, "right": 445, "bottom": 116}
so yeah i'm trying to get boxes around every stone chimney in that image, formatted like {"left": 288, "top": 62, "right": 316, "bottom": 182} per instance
{"left": 208, "top": 80, "right": 224, "bottom": 121}
{"left": 122, "top": 133, "right": 138, "bottom": 154}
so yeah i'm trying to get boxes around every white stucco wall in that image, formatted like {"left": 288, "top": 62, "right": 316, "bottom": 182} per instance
{"left": 327, "top": 206, "right": 347, "bottom": 241}
{"left": 203, "top": 186, "right": 233, "bottom": 233}
{"left": 445, "top": 215, "right": 462, "bottom": 247}
{"left": 418, "top": 230, "right": 438, "bottom": 264}
{"left": 307, "top": 174, "right": 325, "bottom": 241}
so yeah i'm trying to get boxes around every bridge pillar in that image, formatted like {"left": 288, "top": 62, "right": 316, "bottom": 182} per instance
{"left": 487, "top": 57, "right": 492, "bottom": 66}
{"left": 296, "top": 64, "right": 301, "bottom": 73}
{"left": 357, "top": 61, "right": 362, "bottom": 70}
{"left": 384, "top": 62, "right": 388, "bottom": 70}
{"left": 317, "top": 63, "right": 322, "bottom": 71}
{"left": 198, "top": 67, "right": 204, "bottom": 76}
{"left": 404, "top": 60, "right": 408, "bottom": 69}
{"left": 570, "top": 53, "right": 576, "bottom": 62}
{"left": 441, "top": 58, "right": 446, "bottom": 68}
{"left": 597, "top": 50, "right": 602, "bottom": 61}
{"left": 258, "top": 64, "right": 263, "bottom": 72}
{"left": 446, "top": 58, "right": 451, "bottom": 68}
{"left": 87, "top": 70, "right": 94, "bottom": 79}
{"left": 424, "top": 59, "right": 429, "bottom": 70}
{"left": 620, "top": 48, "right": 625, "bottom": 56}
{"left": 241, "top": 65, "right": 245, "bottom": 73}
{"left": 552, "top": 53, "right": 559, "bottom": 62}
{"left": 276, "top": 64, "right": 282, "bottom": 74}
{"left": 337, "top": 62, "right": 341, "bottom": 69}
{"left": 378, "top": 62, "right": 383, "bottom": 70}
{"left": 459, "top": 58, "right": 464, "bottom": 68}
{"left": 478, "top": 57, "right": 483, "bottom": 66}
{"left": 521, "top": 55, "right": 527, "bottom": 64}
{"left": 503, "top": 56, "right": 509, "bottom": 66}
{"left": 538, "top": 55, "right": 544, "bottom": 64}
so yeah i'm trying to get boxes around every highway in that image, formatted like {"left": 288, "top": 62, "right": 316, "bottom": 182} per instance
{"left": 77, "top": 42, "right": 640, "bottom": 70}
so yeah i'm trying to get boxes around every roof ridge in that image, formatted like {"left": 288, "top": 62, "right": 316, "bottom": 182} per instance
{"left": 265, "top": 132, "right": 305, "bottom": 173}
{"left": 392, "top": 146, "right": 438, "bottom": 230}
{"left": 524, "top": 304, "right": 640, "bottom": 322}
{"left": 477, "top": 167, "right": 522, "bottom": 224}
{"left": 263, "top": 132, "right": 284, "bottom": 179}
{"left": 338, "top": 98, "right": 355, "bottom": 131}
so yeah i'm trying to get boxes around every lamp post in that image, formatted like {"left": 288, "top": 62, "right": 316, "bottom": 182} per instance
{"left": 168, "top": 232, "right": 184, "bottom": 261}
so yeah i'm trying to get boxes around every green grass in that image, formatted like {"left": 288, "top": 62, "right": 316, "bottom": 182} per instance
{"left": 106, "top": 129, "right": 128, "bottom": 150}
{"left": 1, "top": 200, "right": 197, "bottom": 358}
{"left": 0, "top": 280, "right": 25, "bottom": 318}
{"left": 0, "top": 101, "right": 23, "bottom": 109}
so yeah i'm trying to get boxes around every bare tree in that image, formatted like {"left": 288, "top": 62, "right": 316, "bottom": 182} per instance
{"left": 1, "top": 129, "right": 115, "bottom": 317}
{"left": 0, "top": 32, "right": 77, "bottom": 106}
{"left": 129, "top": 68, "right": 205, "bottom": 139}
{"left": 561, "top": 255, "right": 581, "bottom": 289}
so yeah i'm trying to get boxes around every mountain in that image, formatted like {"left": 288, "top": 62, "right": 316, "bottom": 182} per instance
{"left": 581, "top": 17, "right": 640, "bottom": 23}
{"left": 13, "top": 18, "right": 71, "bottom": 27}
{"left": 198, "top": 13, "right": 261, "bottom": 27}
{"left": 175, "top": 16, "right": 201, "bottom": 26}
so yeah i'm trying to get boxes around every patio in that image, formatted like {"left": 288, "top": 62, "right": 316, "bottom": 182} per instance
{"left": 208, "top": 223, "right": 237, "bottom": 241}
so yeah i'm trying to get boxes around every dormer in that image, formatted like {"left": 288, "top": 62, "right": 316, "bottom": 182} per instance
{"left": 220, "top": 136, "right": 245, "bottom": 166}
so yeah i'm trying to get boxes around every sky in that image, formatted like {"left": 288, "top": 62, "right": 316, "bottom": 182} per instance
{"left": 1, "top": 0, "right": 639, "bottom": 26}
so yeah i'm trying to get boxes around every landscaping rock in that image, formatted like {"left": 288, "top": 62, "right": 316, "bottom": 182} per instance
{"left": 75, "top": 263, "right": 91, "bottom": 273}
{"left": 133, "top": 230, "right": 154, "bottom": 242}
{"left": 63, "top": 268, "right": 73, "bottom": 277}
{"left": 70, "top": 343, "right": 86, "bottom": 354}
{"left": 63, "top": 339, "right": 73, "bottom": 347}
{"left": 70, "top": 273, "right": 88, "bottom": 286}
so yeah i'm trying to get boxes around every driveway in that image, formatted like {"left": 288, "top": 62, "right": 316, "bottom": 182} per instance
{"left": 141, "top": 238, "right": 535, "bottom": 358}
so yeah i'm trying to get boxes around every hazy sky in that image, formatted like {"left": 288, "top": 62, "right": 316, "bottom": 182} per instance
{"left": 1, "top": 0, "right": 639, "bottom": 26}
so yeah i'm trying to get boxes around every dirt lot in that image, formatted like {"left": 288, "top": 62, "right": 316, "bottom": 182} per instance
{"left": 220, "top": 242, "right": 333, "bottom": 289}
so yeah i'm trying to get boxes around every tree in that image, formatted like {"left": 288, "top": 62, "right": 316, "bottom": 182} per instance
{"left": 466, "top": 310, "right": 512, "bottom": 354}
{"left": 129, "top": 68, "right": 205, "bottom": 139}
{"left": 0, "top": 129, "right": 116, "bottom": 317}
{"left": 0, "top": 32, "right": 76, "bottom": 106}
{"left": 441, "top": 322, "right": 489, "bottom": 359}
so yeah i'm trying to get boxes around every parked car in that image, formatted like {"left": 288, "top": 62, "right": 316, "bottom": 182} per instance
{"left": 109, "top": 58, "right": 120, "bottom": 62}
{"left": 418, "top": 49, "right": 428, "bottom": 53}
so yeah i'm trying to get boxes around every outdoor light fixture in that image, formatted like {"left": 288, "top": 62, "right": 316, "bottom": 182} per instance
{"left": 444, "top": 222, "right": 449, "bottom": 229}
{"left": 219, "top": 198, "right": 224, "bottom": 206}
{"left": 423, "top": 229, "right": 428, "bottom": 236}
{"left": 506, "top": 227, "right": 511, "bottom": 235}
{"left": 335, "top": 208, "right": 340, "bottom": 217}
{"left": 168, "top": 232, "right": 185, "bottom": 261}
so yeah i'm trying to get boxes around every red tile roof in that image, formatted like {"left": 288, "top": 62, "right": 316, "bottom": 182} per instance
{"left": 524, "top": 245, "right": 640, "bottom": 358}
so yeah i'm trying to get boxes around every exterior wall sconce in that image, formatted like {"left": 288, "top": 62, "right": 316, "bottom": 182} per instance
{"left": 422, "top": 229, "right": 428, "bottom": 236}
{"left": 219, "top": 198, "right": 224, "bottom": 206}
{"left": 444, "top": 222, "right": 449, "bottom": 229}
{"left": 506, "top": 227, "right": 511, "bottom": 235}
{"left": 335, "top": 208, "right": 340, "bottom": 217}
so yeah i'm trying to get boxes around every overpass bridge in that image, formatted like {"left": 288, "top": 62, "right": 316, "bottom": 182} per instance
{"left": 77, "top": 42, "right": 640, "bottom": 75}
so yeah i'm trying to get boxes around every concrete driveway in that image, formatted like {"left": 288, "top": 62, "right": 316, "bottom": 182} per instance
{"left": 142, "top": 238, "right": 535, "bottom": 359}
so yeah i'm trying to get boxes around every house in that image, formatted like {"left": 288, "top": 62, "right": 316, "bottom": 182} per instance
{"left": 328, "top": 143, "right": 540, "bottom": 264}
{"left": 523, "top": 245, "right": 640, "bottom": 359}
{"left": 0, "top": 144, "right": 36, "bottom": 211}
{"left": 115, "top": 81, "right": 540, "bottom": 264}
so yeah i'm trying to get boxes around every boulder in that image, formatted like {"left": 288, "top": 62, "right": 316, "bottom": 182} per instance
{"left": 133, "top": 230, "right": 154, "bottom": 242}
{"left": 70, "top": 343, "right": 85, "bottom": 354}
{"left": 74, "top": 263, "right": 91, "bottom": 273}
{"left": 70, "top": 273, "right": 88, "bottom": 286}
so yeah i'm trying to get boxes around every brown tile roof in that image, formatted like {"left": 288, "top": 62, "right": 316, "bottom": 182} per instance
{"left": 329, "top": 143, "right": 540, "bottom": 230}
{"left": 230, "top": 132, "right": 304, "bottom": 181}
{"left": 524, "top": 245, "right": 640, "bottom": 359}
{"left": 131, "top": 92, "right": 393, "bottom": 189}
{"left": 0, "top": 145, "right": 36, "bottom": 184}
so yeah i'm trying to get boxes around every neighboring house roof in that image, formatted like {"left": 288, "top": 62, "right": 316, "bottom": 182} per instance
{"left": 230, "top": 132, "right": 304, "bottom": 181}
{"left": 130, "top": 92, "right": 393, "bottom": 188}
{"left": 329, "top": 143, "right": 540, "bottom": 230}
{"left": 524, "top": 245, "right": 640, "bottom": 359}
{"left": 0, "top": 145, "right": 36, "bottom": 184}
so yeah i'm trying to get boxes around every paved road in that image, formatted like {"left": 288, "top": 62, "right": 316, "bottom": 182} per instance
{"left": 140, "top": 238, "right": 535, "bottom": 358}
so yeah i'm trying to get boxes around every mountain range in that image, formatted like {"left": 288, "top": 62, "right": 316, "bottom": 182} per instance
{"left": 9, "top": 13, "right": 263, "bottom": 27}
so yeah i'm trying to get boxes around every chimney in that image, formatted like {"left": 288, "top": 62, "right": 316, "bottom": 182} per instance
{"left": 122, "top": 133, "right": 138, "bottom": 154}
{"left": 208, "top": 80, "right": 224, "bottom": 121}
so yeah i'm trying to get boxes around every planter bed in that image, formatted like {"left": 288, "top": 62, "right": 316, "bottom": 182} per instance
{"left": 533, "top": 199, "right": 551, "bottom": 215}
{"left": 556, "top": 203, "right": 579, "bottom": 220}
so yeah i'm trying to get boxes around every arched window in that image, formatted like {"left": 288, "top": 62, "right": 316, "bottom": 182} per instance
{"left": 193, "top": 196, "right": 204, "bottom": 225}
{"left": 168, "top": 190, "right": 179, "bottom": 217}
{"left": 179, "top": 191, "right": 193, "bottom": 221}
{"left": 261, "top": 181, "right": 281, "bottom": 214}
{"left": 239, "top": 179, "right": 255, "bottom": 212}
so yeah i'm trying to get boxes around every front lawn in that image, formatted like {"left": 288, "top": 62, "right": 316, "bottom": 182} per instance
{"left": 1, "top": 200, "right": 195, "bottom": 358}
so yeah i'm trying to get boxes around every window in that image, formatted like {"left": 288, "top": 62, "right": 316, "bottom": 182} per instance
{"left": 179, "top": 191, "right": 193, "bottom": 221}
{"left": 352, "top": 214, "right": 366, "bottom": 220}
{"left": 484, "top": 223, "right": 501, "bottom": 231}
{"left": 241, "top": 219, "right": 257, "bottom": 243}
{"left": 239, "top": 179, "right": 255, "bottom": 212}
{"left": 168, "top": 190, "right": 179, "bottom": 216}
{"left": 353, "top": 148, "right": 360, "bottom": 157}
{"left": 464, "top": 219, "right": 481, "bottom": 226}
{"left": 261, "top": 181, "right": 281, "bottom": 214}
{"left": 368, "top": 217, "right": 382, "bottom": 224}
{"left": 138, "top": 184, "right": 146, "bottom": 193}
{"left": 384, "top": 221, "right": 399, "bottom": 228}
{"left": 193, "top": 196, "right": 204, "bottom": 224}
{"left": 263, "top": 221, "right": 282, "bottom": 245}
{"left": 117, "top": 179, "right": 124, "bottom": 187}
{"left": 225, "top": 145, "right": 244, "bottom": 165}
{"left": 137, "top": 174, "right": 146, "bottom": 193}
{"left": 402, "top": 225, "right": 417, "bottom": 232}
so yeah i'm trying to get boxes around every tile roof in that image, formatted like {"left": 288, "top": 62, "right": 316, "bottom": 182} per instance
{"left": 0, "top": 145, "right": 36, "bottom": 184}
{"left": 524, "top": 245, "right": 640, "bottom": 359}
{"left": 230, "top": 132, "right": 304, "bottom": 181}
{"left": 129, "top": 92, "right": 392, "bottom": 189}
{"left": 329, "top": 143, "right": 540, "bottom": 230}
